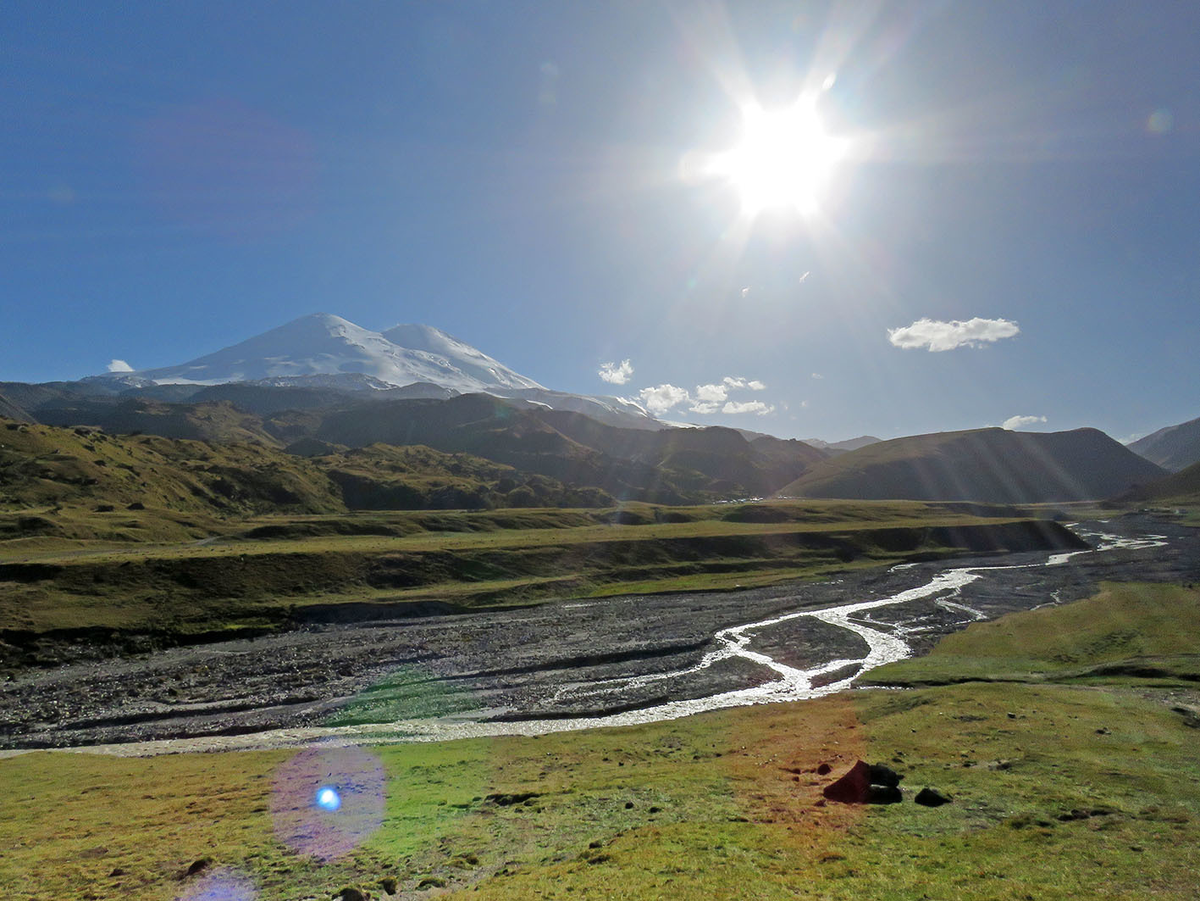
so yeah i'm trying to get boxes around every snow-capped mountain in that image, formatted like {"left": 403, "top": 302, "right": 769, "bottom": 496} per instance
{"left": 95, "top": 313, "right": 662, "bottom": 430}
{"left": 117, "top": 314, "right": 543, "bottom": 393}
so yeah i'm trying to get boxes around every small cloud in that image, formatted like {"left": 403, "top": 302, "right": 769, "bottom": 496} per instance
{"left": 722, "top": 400, "right": 775, "bottom": 416}
{"left": 888, "top": 317, "right": 1020, "bottom": 352}
{"left": 694, "top": 383, "right": 728, "bottom": 403}
{"left": 1002, "top": 414, "right": 1047, "bottom": 430}
{"left": 598, "top": 359, "right": 633, "bottom": 385}
{"left": 689, "top": 401, "right": 721, "bottom": 415}
{"left": 722, "top": 376, "right": 765, "bottom": 391}
{"left": 638, "top": 384, "right": 690, "bottom": 415}
{"left": 107, "top": 359, "right": 134, "bottom": 373}
{"left": 811, "top": 372, "right": 823, "bottom": 380}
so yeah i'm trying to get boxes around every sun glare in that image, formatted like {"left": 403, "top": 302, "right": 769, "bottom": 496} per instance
{"left": 710, "top": 101, "right": 848, "bottom": 216}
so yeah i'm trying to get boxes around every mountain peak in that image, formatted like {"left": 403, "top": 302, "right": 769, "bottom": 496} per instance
{"left": 92, "top": 313, "right": 545, "bottom": 394}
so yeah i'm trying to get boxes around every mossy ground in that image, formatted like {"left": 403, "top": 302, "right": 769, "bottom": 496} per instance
{"left": 2, "top": 584, "right": 1198, "bottom": 900}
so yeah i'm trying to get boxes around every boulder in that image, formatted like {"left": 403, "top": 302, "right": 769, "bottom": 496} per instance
{"left": 867, "top": 763, "right": 901, "bottom": 787}
{"left": 915, "top": 787, "right": 951, "bottom": 807}
{"left": 822, "top": 760, "right": 903, "bottom": 804}
{"left": 868, "top": 785, "right": 903, "bottom": 804}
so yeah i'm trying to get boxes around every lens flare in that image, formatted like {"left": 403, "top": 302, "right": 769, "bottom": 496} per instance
{"left": 315, "top": 786, "right": 341, "bottom": 811}
{"left": 271, "top": 746, "right": 385, "bottom": 861}
{"left": 176, "top": 867, "right": 257, "bottom": 901}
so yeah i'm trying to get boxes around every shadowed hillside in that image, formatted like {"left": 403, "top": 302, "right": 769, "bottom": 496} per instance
{"left": 0, "top": 393, "right": 30, "bottom": 422}
{"left": 1129, "top": 414, "right": 1200, "bottom": 472}
{"left": 1119, "top": 459, "right": 1200, "bottom": 504}
{"left": 777, "top": 427, "right": 1167, "bottom": 503}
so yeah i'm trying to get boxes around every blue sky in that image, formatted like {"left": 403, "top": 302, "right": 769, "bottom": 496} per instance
{"left": 3, "top": 1, "right": 1198, "bottom": 442}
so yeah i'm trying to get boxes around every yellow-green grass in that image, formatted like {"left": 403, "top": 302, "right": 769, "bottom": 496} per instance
{"left": 2, "top": 684, "right": 1197, "bottom": 899}
{"left": 0, "top": 499, "right": 1024, "bottom": 564}
{"left": 866, "top": 582, "right": 1200, "bottom": 686}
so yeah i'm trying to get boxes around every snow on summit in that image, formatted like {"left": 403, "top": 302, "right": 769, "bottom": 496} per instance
{"left": 117, "top": 313, "right": 544, "bottom": 393}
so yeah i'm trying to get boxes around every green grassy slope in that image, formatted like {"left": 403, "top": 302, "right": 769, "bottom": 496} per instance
{"left": 0, "top": 419, "right": 611, "bottom": 531}
{"left": 866, "top": 582, "right": 1200, "bottom": 685}
{"left": 778, "top": 427, "right": 1167, "bottom": 503}
{"left": 0, "top": 419, "right": 343, "bottom": 517}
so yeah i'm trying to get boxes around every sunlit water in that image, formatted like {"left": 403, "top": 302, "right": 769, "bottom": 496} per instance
{"left": 64, "top": 528, "right": 1167, "bottom": 756}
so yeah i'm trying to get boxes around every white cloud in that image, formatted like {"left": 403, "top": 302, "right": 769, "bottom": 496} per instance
{"left": 694, "top": 383, "right": 728, "bottom": 403}
{"left": 721, "top": 376, "right": 766, "bottom": 392}
{"left": 636, "top": 376, "right": 774, "bottom": 418}
{"left": 722, "top": 400, "right": 775, "bottom": 416}
{"left": 888, "top": 317, "right": 1020, "bottom": 352}
{"left": 1002, "top": 414, "right": 1047, "bottom": 430}
{"left": 107, "top": 359, "right": 134, "bottom": 373}
{"left": 598, "top": 359, "right": 633, "bottom": 385}
{"left": 638, "top": 383, "right": 690, "bottom": 415}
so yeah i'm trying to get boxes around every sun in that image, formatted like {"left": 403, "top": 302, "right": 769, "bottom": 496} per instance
{"left": 709, "top": 100, "right": 848, "bottom": 216}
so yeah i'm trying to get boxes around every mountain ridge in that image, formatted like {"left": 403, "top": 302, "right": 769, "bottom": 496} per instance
{"left": 778, "top": 426, "right": 1166, "bottom": 503}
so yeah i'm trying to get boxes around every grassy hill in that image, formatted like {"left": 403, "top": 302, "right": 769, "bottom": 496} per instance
{"left": 0, "top": 418, "right": 612, "bottom": 538}
{"left": 778, "top": 427, "right": 1167, "bottom": 503}
{"left": 35, "top": 398, "right": 285, "bottom": 446}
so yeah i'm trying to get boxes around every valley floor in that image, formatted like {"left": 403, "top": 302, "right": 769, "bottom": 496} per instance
{"left": 2, "top": 515, "right": 1196, "bottom": 753}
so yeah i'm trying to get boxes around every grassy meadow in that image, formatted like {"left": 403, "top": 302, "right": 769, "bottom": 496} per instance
{"left": 2, "top": 582, "right": 1198, "bottom": 900}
